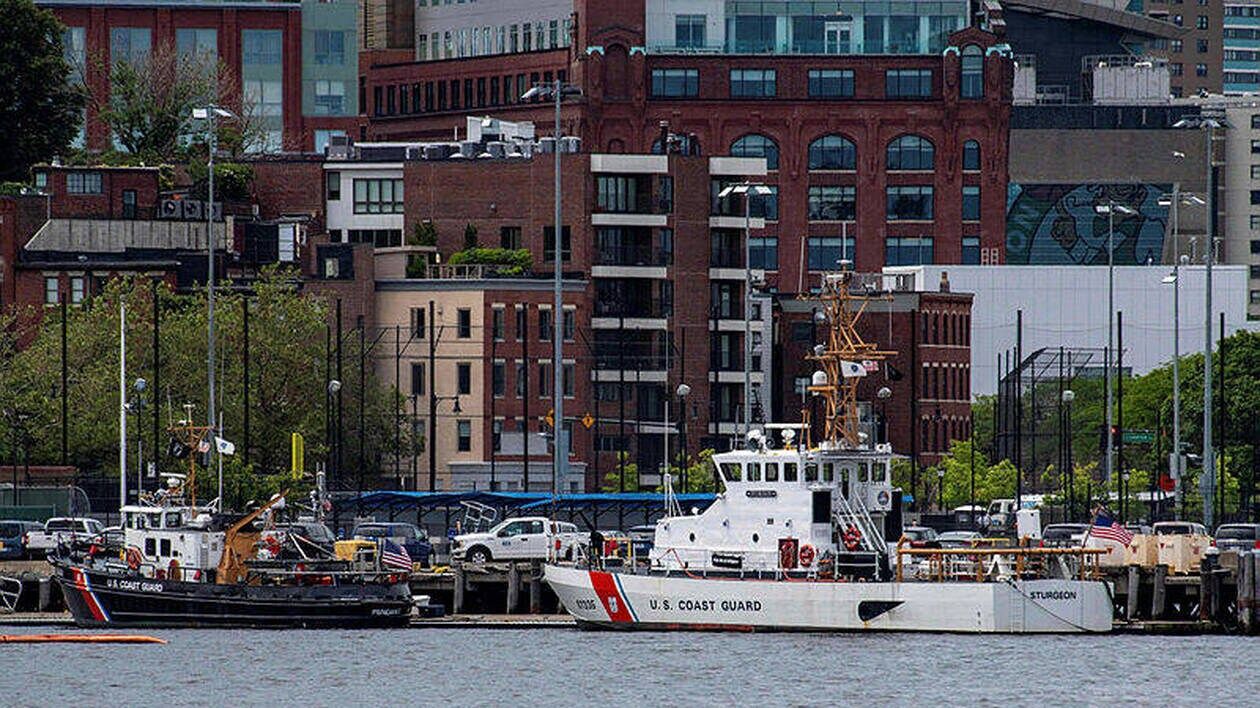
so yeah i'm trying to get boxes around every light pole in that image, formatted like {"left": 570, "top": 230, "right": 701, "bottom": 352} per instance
{"left": 1062, "top": 389, "right": 1075, "bottom": 519}
{"left": 877, "top": 386, "right": 892, "bottom": 445}
{"left": 937, "top": 467, "right": 946, "bottom": 512}
{"left": 1094, "top": 201, "right": 1136, "bottom": 491}
{"left": 1174, "top": 112, "right": 1225, "bottom": 529}
{"left": 676, "top": 383, "right": 691, "bottom": 489}
{"left": 192, "top": 105, "right": 236, "bottom": 478}
{"left": 521, "top": 79, "right": 580, "bottom": 500}
{"left": 717, "top": 181, "right": 772, "bottom": 438}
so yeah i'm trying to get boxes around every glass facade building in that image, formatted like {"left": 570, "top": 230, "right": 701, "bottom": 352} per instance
{"left": 647, "top": 1, "right": 969, "bottom": 55}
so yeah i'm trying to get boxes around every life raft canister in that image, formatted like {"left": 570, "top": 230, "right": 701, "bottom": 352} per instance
{"left": 799, "top": 543, "right": 816, "bottom": 567}
{"left": 125, "top": 547, "right": 143, "bottom": 571}
{"left": 168, "top": 558, "right": 180, "bottom": 580}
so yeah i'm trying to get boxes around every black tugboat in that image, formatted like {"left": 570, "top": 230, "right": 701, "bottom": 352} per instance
{"left": 51, "top": 418, "right": 413, "bottom": 629}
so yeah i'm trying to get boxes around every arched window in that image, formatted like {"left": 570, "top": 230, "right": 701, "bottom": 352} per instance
{"left": 807, "top": 134, "right": 856, "bottom": 170}
{"left": 730, "top": 134, "right": 779, "bottom": 170}
{"left": 652, "top": 134, "right": 699, "bottom": 155}
{"left": 963, "top": 140, "right": 980, "bottom": 171}
{"left": 886, "top": 134, "right": 934, "bottom": 170}
{"left": 961, "top": 45, "right": 984, "bottom": 99}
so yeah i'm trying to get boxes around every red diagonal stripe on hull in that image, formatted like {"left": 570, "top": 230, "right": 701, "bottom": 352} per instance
{"left": 74, "top": 569, "right": 106, "bottom": 622}
{"left": 588, "top": 571, "right": 633, "bottom": 623}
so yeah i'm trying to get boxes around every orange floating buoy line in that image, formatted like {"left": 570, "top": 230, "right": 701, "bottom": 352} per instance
{"left": 0, "top": 634, "right": 167, "bottom": 644}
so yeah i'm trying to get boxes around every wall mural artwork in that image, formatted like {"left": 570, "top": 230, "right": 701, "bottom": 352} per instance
{"left": 1005, "top": 183, "right": 1171, "bottom": 265}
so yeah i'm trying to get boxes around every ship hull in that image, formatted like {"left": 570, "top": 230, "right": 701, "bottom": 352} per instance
{"left": 545, "top": 565, "right": 1113, "bottom": 633}
{"left": 52, "top": 561, "right": 413, "bottom": 629}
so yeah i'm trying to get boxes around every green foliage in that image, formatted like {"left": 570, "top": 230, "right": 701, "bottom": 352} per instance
{"left": 410, "top": 221, "right": 437, "bottom": 247}
{"left": 187, "top": 161, "right": 254, "bottom": 201}
{"left": 932, "top": 440, "right": 1018, "bottom": 510}
{"left": 0, "top": 272, "right": 412, "bottom": 505}
{"left": 669, "top": 449, "right": 719, "bottom": 493}
{"left": 601, "top": 453, "right": 639, "bottom": 492}
{"left": 0, "top": 0, "right": 85, "bottom": 181}
{"left": 447, "top": 247, "right": 532, "bottom": 276}
{"left": 0, "top": 182, "right": 27, "bottom": 196}
{"left": 462, "top": 222, "right": 479, "bottom": 250}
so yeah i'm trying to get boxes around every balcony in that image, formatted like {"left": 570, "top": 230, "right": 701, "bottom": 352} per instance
{"left": 593, "top": 245, "right": 671, "bottom": 268}
{"left": 595, "top": 298, "right": 671, "bottom": 319}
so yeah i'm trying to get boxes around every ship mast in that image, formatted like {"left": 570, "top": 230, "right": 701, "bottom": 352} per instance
{"left": 805, "top": 270, "right": 893, "bottom": 448}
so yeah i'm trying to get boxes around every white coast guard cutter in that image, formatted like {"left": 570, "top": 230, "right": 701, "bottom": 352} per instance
{"left": 546, "top": 271, "right": 1113, "bottom": 633}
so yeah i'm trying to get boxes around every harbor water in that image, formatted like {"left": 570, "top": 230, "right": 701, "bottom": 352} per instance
{"left": 3, "top": 627, "right": 1258, "bottom": 706}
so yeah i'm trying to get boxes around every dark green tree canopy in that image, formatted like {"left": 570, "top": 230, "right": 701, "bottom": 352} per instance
{"left": 0, "top": 0, "right": 85, "bottom": 181}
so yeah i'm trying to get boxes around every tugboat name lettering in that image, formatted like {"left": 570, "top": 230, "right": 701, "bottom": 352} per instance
{"left": 1029, "top": 590, "right": 1077, "bottom": 601}
{"left": 106, "top": 578, "right": 163, "bottom": 593}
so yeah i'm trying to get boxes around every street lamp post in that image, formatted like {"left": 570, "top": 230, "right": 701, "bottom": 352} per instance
{"left": 877, "top": 386, "right": 892, "bottom": 446}
{"left": 192, "top": 105, "right": 236, "bottom": 495}
{"left": 522, "top": 80, "right": 580, "bottom": 501}
{"left": 717, "top": 181, "right": 772, "bottom": 440}
{"left": 1062, "top": 389, "right": 1075, "bottom": 519}
{"left": 676, "top": 383, "right": 691, "bottom": 489}
{"left": 1174, "top": 113, "right": 1225, "bottom": 529}
{"left": 1094, "top": 201, "right": 1136, "bottom": 491}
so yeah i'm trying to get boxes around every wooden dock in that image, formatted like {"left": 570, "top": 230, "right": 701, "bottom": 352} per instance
{"left": 1107, "top": 549, "right": 1260, "bottom": 634}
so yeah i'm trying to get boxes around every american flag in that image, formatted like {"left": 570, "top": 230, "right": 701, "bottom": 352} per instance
{"left": 1091, "top": 512, "right": 1134, "bottom": 546}
{"left": 381, "top": 539, "right": 413, "bottom": 571}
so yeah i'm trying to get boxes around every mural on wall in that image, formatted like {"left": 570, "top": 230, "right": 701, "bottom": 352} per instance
{"left": 1006, "top": 183, "right": 1171, "bottom": 265}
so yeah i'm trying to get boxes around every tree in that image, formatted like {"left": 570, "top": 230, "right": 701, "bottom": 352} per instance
{"left": 0, "top": 0, "right": 85, "bottom": 180}
{"left": 0, "top": 271, "right": 412, "bottom": 508}
{"left": 462, "top": 223, "right": 480, "bottom": 250}
{"left": 601, "top": 453, "right": 639, "bottom": 492}
{"left": 89, "top": 44, "right": 265, "bottom": 162}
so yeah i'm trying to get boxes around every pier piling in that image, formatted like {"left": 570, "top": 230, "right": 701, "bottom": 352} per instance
{"left": 452, "top": 566, "right": 466, "bottom": 614}
{"left": 1152, "top": 565, "right": 1168, "bottom": 620}
{"left": 1126, "top": 566, "right": 1141, "bottom": 621}
{"left": 529, "top": 560, "right": 542, "bottom": 614}
{"left": 507, "top": 563, "right": 520, "bottom": 614}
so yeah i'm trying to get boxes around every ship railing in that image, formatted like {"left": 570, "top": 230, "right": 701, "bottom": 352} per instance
{"left": 894, "top": 543, "right": 1107, "bottom": 583}
{"left": 832, "top": 490, "right": 885, "bottom": 554}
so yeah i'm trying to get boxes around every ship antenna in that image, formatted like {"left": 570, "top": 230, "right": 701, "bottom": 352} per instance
{"left": 804, "top": 268, "right": 893, "bottom": 448}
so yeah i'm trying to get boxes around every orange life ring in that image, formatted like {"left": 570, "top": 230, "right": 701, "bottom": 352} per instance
{"left": 126, "top": 547, "right": 142, "bottom": 571}
{"left": 843, "top": 525, "right": 862, "bottom": 552}
{"left": 799, "top": 543, "right": 816, "bottom": 567}
{"left": 168, "top": 559, "right": 180, "bottom": 580}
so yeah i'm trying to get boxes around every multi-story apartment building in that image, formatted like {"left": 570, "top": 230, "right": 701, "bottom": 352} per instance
{"left": 364, "top": 0, "right": 1014, "bottom": 290}
{"left": 1224, "top": 0, "right": 1260, "bottom": 93}
{"left": 41, "top": 0, "right": 360, "bottom": 153}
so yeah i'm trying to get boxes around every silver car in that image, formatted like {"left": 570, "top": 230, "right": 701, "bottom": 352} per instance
{"left": 1214, "top": 524, "right": 1260, "bottom": 552}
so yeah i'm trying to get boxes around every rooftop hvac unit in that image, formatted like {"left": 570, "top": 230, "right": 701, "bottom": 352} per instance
{"left": 183, "top": 200, "right": 205, "bottom": 220}
{"left": 278, "top": 223, "right": 297, "bottom": 263}
{"left": 422, "top": 144, "right": 447, "bottom": 160}
{"left": 518, "top": 142, "right": 535, "bottom": 159}
{"left": 538, "top": 137, "right": 556, "bottom": 154}
{"left": 560, "top": 136, "right": 581, "bottom": 154}
{"left": 327, "top": 134, "right": 351, "bottom": 160}
{"left": 405, "top": 145, "right": 424, "bottom": 160}
{"left": 160, "top": 199, "right": 184, "bottom": 219}
{"left": 485, "top": 141, "right": 507, "bottom": 159}
{"left": 458, "top": 141, "right": 478, "bottom": 158}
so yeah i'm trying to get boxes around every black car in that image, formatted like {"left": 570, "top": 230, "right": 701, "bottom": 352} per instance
{"left": 276, "top": 521, "right": 337, "bottom": 552}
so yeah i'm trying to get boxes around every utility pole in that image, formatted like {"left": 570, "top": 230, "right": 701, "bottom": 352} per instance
{"left": 242, "top": 297, "right": 249, "bottom": 465}
{"left": 336, "top": 298, "right": 343, "bottom": 484}
{"left": 428, "top": 300, "right": 437, "bottom": 491}
{"left": 1202, "top": 124, "right": 1217, "bottom": 530}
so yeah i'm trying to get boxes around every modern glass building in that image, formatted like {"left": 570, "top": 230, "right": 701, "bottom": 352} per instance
{"left": 645, "top": 0, "right": 970, "bottom": 54}
{"left": 1224, "top": 0, "right": 1260, "bottom": 93}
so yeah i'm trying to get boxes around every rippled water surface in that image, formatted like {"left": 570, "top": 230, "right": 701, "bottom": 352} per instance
{"left": 4, "top": 627, "right": 1258, "bottom": 706}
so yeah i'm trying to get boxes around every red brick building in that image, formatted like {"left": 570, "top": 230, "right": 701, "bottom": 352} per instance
{"left": 361, "top": 1, "right": 1013, "bottom": 291}
{"left": 42, "top": 0, "right": 360, "bottom": 153}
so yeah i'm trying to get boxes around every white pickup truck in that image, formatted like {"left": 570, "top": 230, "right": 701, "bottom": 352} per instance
{"left": 24, "top": 517, "right": 104, "bottom": 555}
{"left": 451, "top": 517, "right": 583, "bottom": 564}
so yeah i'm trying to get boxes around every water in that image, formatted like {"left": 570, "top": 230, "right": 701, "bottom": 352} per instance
{"left": 4, "top": 627, "right": 1258, "bottom": 706}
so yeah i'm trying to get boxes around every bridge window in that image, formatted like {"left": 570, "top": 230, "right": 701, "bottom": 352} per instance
{"left": 159, "top": 538, "right": 171, "bottom": 556}
{"left": 858, "top": 462, "right": 869, "bottom": 482}
{"left": 720, "top": 462, "right": 742, "bottom": 481}
{"left": 784, "top": 463, "right": 798, "bottom": 482}
{"left": 764, "top": 462, "right": 779, "bottom": 482}
{"left": 822, "top": 463, "right": 834, "bottom": 482}
{"left": 873, "top": 461, "right": 887, "bottom": 482}
{"left": 747, "top": 462, "right": 762, "bottom": 482}
{"left": 804, "top": 464, "right": 818, "bottom": 482}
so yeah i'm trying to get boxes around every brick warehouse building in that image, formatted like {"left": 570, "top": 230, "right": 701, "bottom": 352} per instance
{"left": 362, "top": 0, "right": 1014, "bottom": 292}
{"left": 40, "top": 0, "right": 360, "bottom": 153}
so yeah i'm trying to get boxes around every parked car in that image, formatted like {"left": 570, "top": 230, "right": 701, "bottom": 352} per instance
{"left": 275, "top": 521, "right": 337, "bottom": 552}
{"left": 1214, "top": 523, "right": 1260, "bottom": 552}
{"left": 1124, "top": 524, "right": 1153, "bottom": 536}
{"left": 1042, "top": 523, "right": 1090, "bottom": 547}
{"left": 937, "top": 530, "right": 982, "bottom": 549}
{"left": 900, "top": 526, "right": 940, "bottom": 548}
{"left": 0, "top": 520, "right": 44, "bottom": 560}
{"left": 351, "top": 522, "right": 432, "bottom": 568}
{"left": 1153, "top": 521, "right": 1209, "bottom": 536}
{"left": 451, "top": 516, "right": 584, "bottom": 564}
{"left": 24, "top": 517, "right": 104, "bottom": 556}
{"left": 628, "top": 524, "right": 656, "bottom": 558}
